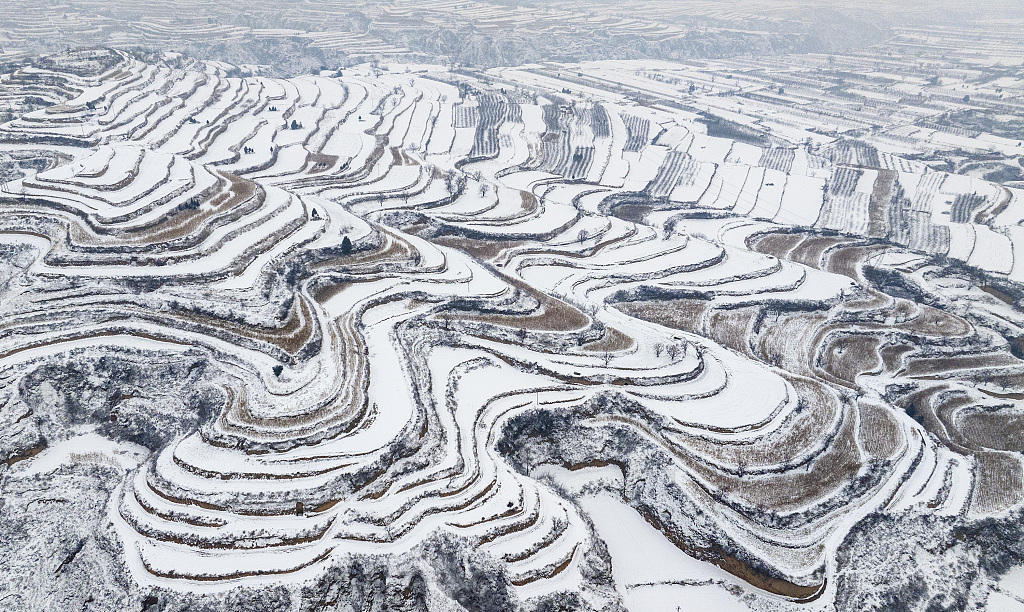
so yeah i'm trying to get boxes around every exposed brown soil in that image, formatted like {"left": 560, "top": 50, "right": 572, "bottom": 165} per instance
{"left": 389, "top": 147, "right": 414, "bottom": 167}
{"left": 635, "top": 503, "right": 824, "bottom": 601}
{"left": 705, "top": 307, "right": 760, "bottom": 356}
{"left": 459, "top": 274, "right": 590, "bottom": 333}
{"left": 129, "top": 172, "right": 259, "bottom": 245}
{"left": 581, "top": 326, "right": 635, "bottom": 353}
{"left": 857, "top": 402, "right": 901, "bottom": 459}
{"left": 433, "top": 234, "right": 528, "bottom": 261}
{"left": 789, "top": 236, "right": 846, "bottom": 268}
{"left": 2, "top": 439, "right": 47, "bottom": 467}
{"left": 182, "top": 293, "right": 316, "bottom": 356}
{"left": 819, "top": 334, "right": 882, "bottom": 385}
{"left": 718, "top": 406, "right": 862, "bottom": 513}
{"left": 307, "top": 152, "right": 339, "bottom": 173}
{"left": 880, "top": 342, "right": 915, "bottom": 373}
{"left": 613, "top": 298, "right": 709, "bottom": 334}
{"left": 904, "top": 353, "right": 1019, "bottom": 378}
{"left": 959, "top": 410, "right": 1024, "bottom": 453}
{"left": 747, "top": 232, "right": 804, "bottom": 259}
{"left": 971, "top": 452, "right": 1024, "bottom": 513}
{"left": 824, "top": 244, "right": 885, "bottom": 281}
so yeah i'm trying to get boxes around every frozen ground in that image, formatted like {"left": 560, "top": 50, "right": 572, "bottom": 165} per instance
{"left": 0, "top": 47, "right": 1022, "bottom": 612}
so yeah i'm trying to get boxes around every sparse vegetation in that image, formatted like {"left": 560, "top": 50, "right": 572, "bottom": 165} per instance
{"left": 1, "top": 12, "right": 1023, "bottom": 610}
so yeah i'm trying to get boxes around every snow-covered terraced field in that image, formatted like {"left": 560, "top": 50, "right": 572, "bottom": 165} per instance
{"left": 2, "top": 48, "right": 1024, "bottom": 612}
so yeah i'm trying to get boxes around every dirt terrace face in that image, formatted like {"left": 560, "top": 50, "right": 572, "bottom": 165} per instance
{"left": 0, "top": 47, "right": 1023, "bottom": 612}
